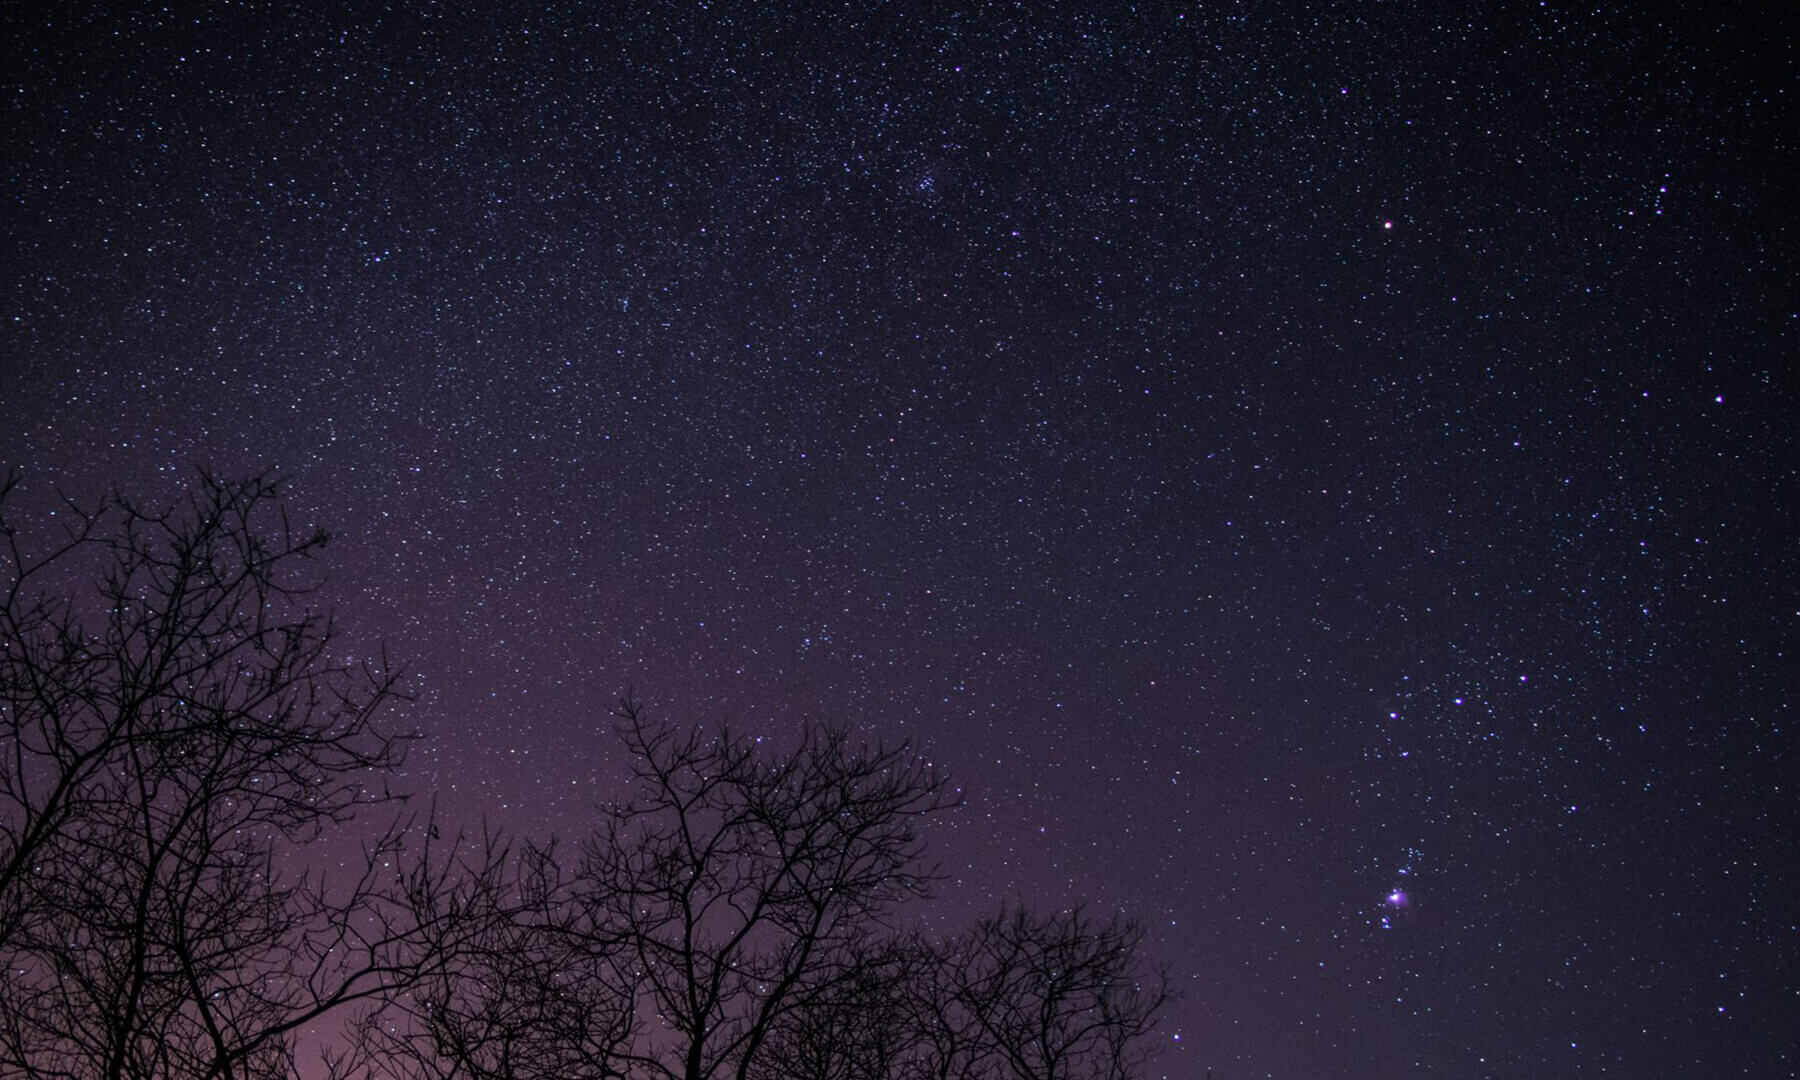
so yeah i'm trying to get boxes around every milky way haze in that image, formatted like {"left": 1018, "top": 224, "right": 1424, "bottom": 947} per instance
{"left": 3, "top": 2, "right": 1794, "bottom": 1076}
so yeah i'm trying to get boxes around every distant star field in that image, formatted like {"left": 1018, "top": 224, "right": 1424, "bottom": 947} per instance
{"left": 3, "top": 3, "right": 1794, "bottom": 1076}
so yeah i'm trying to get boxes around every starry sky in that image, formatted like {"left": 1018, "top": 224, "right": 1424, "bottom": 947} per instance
{"left": 3, "top": 2, "right": 1795, "bottom": 1076}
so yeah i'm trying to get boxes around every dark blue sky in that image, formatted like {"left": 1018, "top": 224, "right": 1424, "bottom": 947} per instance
{"left": 3, "top": 2, "right": 1794, "bottom": 1075}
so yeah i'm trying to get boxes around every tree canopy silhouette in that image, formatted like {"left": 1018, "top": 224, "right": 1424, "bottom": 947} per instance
{"left": 352, "top": 703, "right": 1168, "bottom": 1080}
{"left": 0, "top": 472, "right": 470, "bottom": 1079}
{"left": 1, "top": 473, "right": 1170, "bottom": 1080}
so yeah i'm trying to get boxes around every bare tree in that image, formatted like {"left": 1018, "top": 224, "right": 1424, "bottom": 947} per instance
{"left": 0, "top": 472, "right": 463, "bottom": 1079}
{"left": 595, "top": 702, "right": 959, "bottom": 1080}
{"left": 361, "top": 700, "right": 959, "bottom": 1080}
{"left": 929, "top": 906, "right": 1170, "bottom": 1080}
{"left": 745, "top": 937, "right": 931, "bottom": 1080}
{"left": 339, "top": 835, "right": 637, "bottom": 1080}
{"left": 745, "top": 907, "right": 1170, "bottom": 1080}
{"left": 0, "top": 473, "right": 1174, "bottom": 1079}
{"left": 350, "top": 701, "right": 1172, "bottom": 1080}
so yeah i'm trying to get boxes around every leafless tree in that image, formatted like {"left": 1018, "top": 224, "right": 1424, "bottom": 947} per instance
{"left": 745, "top": 936, "right": 931, "bottom": 1080}
{"left": 360, "top": 700, "right": 958, "bottom": 1080}
{"left": 337, "top": 834, "right": 637, "bottom": 1080}
{"left": 747, "top": 907, "right": 1170, "bottom": 1080}
{"left": 349, "top": 705, "right": 1171, "bottom": 1080}
{"left": 0, "top": 472, "right": 1172, "bottom": 1079}
{"left": 0, "top": 472, "right": 465, "bottom": 1079}
{"left": 928, "top": 906, "right": 1170, "bottom": 1080}
{"left": 581, "top": 701, "right": 958, "bottom": 1080}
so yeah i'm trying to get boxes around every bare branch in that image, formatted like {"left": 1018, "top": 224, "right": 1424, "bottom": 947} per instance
{"left": 0, "top": 473, "right": 453, "bottom": 1080}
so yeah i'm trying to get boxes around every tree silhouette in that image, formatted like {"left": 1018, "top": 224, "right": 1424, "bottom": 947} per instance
{"left": 930, "top": 906, "right": 1169, "bottom": 1080}
{"left": 0, "top": 473, "right": 465, "bottom": 1079}
{"left": 582, "top": 701, "right": 958, "bottom": 1080}
{"left": 2, "top": 474, "right": 1173, "bottom": 1079}
{"left": 744, "top": 936, "right": 931, "bottom": 1080}
{"left": 351, "top": 701, "right": 960, "bottom": 1080}
{"left": 354, "top": 706, "right": 1169, "bottom": 1080}
{"left": 748, "top": 908, "right": 1170, "bottom": 1080}
{"left": 337, "top": 834, "right": 638, "bottom": 1080}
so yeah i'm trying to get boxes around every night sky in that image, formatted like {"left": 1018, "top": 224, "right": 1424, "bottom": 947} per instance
{"left": 3, "top": 2, "right": 1795, "bottom": 1076}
